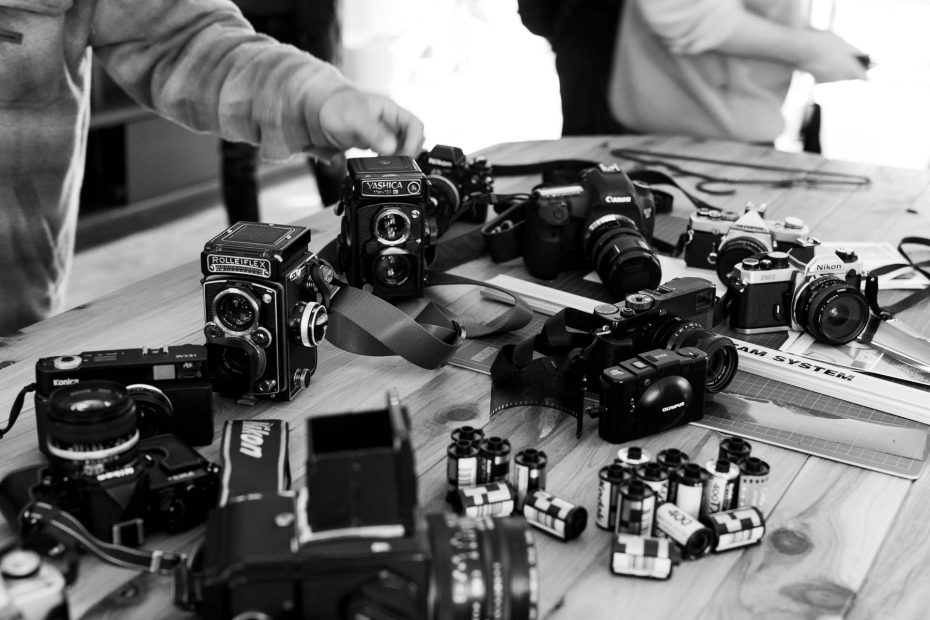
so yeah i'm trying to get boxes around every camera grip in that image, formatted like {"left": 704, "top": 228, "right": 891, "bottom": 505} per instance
{"left": 522, "top": 214, "right": 564, "bottom": 280}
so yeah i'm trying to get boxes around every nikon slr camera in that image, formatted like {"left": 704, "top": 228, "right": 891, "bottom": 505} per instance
{"left": 524, "top": 163, "right": 661, "bottom": 297}
{"left": 416, "top": 144, "right": 494, "bottom": 226}
{"left": 201, "top": 222, "right": 334, "bottom": 402}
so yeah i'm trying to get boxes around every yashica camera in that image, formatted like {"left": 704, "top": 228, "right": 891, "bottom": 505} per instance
{"left": 0, "top": 548, "right": 68, "bottom": 620}
{"left": 727, "top": 245, "right": 871, "bottom": 345}
{"left": 181, "top": 392, "right": 538, "bottom": 620}
{"left": 596, "top": 347, "right": 708, "bottom": 444}
{"left": 588, "top": 277, "right": 738, "bottom": 395}
{"left": 33, "top": 344, "right": 213, "bottom": 453}
{"left": 0, "top": 381, "right": 219, "bottom": 545}
{"left": 335, "top": 155, "right": 435, "bottom": 299}
{"left": 523, "top": 164, "right": 661, "bottom": 297}
{"left": 416, "top": 144, "right": 493, "bottom": 226}
{"left": 682, "top": 203, "right": 811, "bottom": 282}
{"left": 201, "top": 221, "right": 334, "bottom": 402}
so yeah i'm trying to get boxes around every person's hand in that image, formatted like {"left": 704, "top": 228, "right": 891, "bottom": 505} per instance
{"left": 317, "top": 90, "right": 425, "bottom": 156}
{"left": 797, "top": 30, "right": 869, "bottom": 83}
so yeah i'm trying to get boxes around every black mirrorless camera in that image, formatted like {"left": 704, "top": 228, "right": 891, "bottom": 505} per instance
{"left": 0, "top": 381, "right": 219, "bottom": 545}
{"left": 682, "top": 203, "right": 811, "bottom": 282}
{"left": 524, "top": 164, "right": 661, "bottom": 297}
{"left": 727, "top": 244, "right": 871, "bottom": 345}
{"left": 33, "top": 345, "right": 213, "bottom": 453}
{"left": 416, "top": 144, "right": 493, "bottom": 225}
{"left": 182, "top": 392, "right": 538, "bottom": 620}
{"left": 202, "top": 221, "right": 335, "bottom": 402}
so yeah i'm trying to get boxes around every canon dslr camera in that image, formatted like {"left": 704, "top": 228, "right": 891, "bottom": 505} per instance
{"left": 202, "top": 222, "right": 334, "bottom": 402}
{"left": 416, "top": 144, "right": 493, "bottom": 225}
{"left": 524, "top": 164, "right": 661, "bottom": 297}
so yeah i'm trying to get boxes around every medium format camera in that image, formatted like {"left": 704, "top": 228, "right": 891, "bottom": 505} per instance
{"left": 202, "top": 221, "right": 334, "bottom": 402}
{"left": 523, "top": 164, "right": 661, "bottom": 297}
{"left": 182, "top": 392, "right": 538, "bottom": 620}
{"left": 727, "top": 245, "right": 871, "bottom": 345}
{"left": 682, "top": 203, "right": 811, "bottom": 282}
{"left": 596, "top": 347, "right": 707, "bottom": 444}
{"left": 416, "top": 144, "right": 493, "bottom": 225}
{"left": 34, "top": 344, "right": 213, "bottom": 453}
{"left": 588, "top": 277, "right": 738, "bottom": 395}
{"left": 335, "top": 155, "right": 434, "bottom": 299}
{"left": 0, "top": 548, "right": 68, "bottom": 620}
{"left": 0, "top": 382, "right": 219, "bottom": 545}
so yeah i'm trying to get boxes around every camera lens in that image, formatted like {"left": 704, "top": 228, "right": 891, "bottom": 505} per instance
{"left": 427, "top": 513, "right": 538, "bottom": 620}
{"left": 715, "top": 237, "right": 770, "bottom": 283}
{"left": 126, "top": 384, "right": 174, "bottom": 439}
{"left": 45, "top": 381, "right": 140, "bottom": 476}
{"left": 793, "top": 277, "right": 869, "bottom": 345}
{"left": 374, "top": 208, "right": 411, "bottom": 245}
{"left": 213, "top": 288, "right": 260, "bottom": 334}
{"left": 653, "top": 318, "right": 738, "bottom": 393}
{"left": 207, "top": 339, "right": 267, "bottom": 396}
{"left": 373, "top": 253, "right": 412, "bottom": 288}
{"left": 584, "top": 216, "right": 661, "bottom": 298}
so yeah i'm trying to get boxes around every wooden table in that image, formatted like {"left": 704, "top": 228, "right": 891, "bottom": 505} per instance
{"left": 1, "top": 136, "right": 929, "bottom": 619}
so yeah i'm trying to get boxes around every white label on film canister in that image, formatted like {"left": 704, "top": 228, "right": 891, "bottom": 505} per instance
{"left": 596, "top": 478, "right": 617, "bottom": 529}
{"left": 448, "top": 456, "right": 477, "bottom": 491}
{"left": 675, "top": 483, "right": 703, "bottom": 519}
{"left": 715, "top": 525, "right": 764, "bottom": 551}
{"left": 610, "top": 555, "right": 672, "bottom": 579}
{"left": 738, "top": 475, "right": 769, "bottom": 510}
{"left": 524, "top": 505, "right": 567, "bottom": 539}
{"left": 656, "top": 503, "right": 704, "bottom": 545}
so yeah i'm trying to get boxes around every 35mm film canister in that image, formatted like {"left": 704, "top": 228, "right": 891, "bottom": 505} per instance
{"left": 718, "top": 436, "right": 752, "bottom": 464}
{"left": 656, "top": 448, "right": 690, "bottom": 472}
{"left": 668, "top": 463, "right": 706, "bottom": 519}
{"left": 615, "top": 446, "right": 652, "bottom": 473}
{"left": 616, "top": 479, "right": 655, "bottom": 536}
{"left": 523, "top": 490, "right": 587, "bottom": 541}
{"left": 738, "top": 457, "right": 770, "bottom": 510}
{"left": 478, "top": 436, "right": 511, "bottom": 484}
{"left": 596, "top": 463, "right": 629, "bottom": 531}
{"left": 446, "top": 440, "right": 479, "bottom": 503}
{"left": 701, "top": 506, "right": 765, "bottom": 552}
{"left": 451, "top": 425, "right": 485, "bottom": 446}
{"left": 610, "top": 533, "right": 680, "bottom": 579}
{"left": 702, "top": 459, "right": 740, "bottom": 516}
{"left": 453, "top": 482, "right": 516, "bottom": 518}
{"left": 654, "top": 503, "right": 713, "bottom": 559}
{"left": 513, "top": 448, "right": 547, "bottom": 509}
{"left": 636, "top": 461, "right": 670, "bottom": 505}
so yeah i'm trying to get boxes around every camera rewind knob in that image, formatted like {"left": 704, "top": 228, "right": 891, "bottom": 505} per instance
{"left": 835, "top": 248, "right": 858, "bottom": 262}
{"left": 783, "top": 216, "right": 805, "bottom": 230}
{"left": 624, "top": 294, "right": 654, "bottom": 312}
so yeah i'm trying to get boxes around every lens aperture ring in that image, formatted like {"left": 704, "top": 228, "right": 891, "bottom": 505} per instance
{"left": 794, "top": 276, "right": 869, "bottom": 345}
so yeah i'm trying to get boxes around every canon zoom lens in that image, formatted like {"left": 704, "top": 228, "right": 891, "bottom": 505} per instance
{"left": 583, "top": 215, "right": 661, "bottom": 298}
{"left": 428, "top": 513, "right": 538, "bottom": 620}
{"left": 793, "top": 276, "right": 869, "bottom": 345}
{"left": 653, "top": 317, "right": 738, "bottom": 393}
{"left": 44, "top": 381, "right": 141, "bottom": 478}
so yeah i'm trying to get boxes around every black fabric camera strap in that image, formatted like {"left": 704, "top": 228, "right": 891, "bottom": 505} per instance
{"left": 219, "top": 419, "right": 291, "bottom": 505}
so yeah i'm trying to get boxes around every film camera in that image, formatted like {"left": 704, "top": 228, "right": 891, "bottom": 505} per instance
{"left": 0, "top": 548, "right": 68, "bottom": 620}
{"left": 682, "top": 203, "right": 811, "bottom": 283}
{"left": 202, "top": 221, "right": 334, "bottom": 402}
{"left": 33, "top": 345, "right": 213, "bottom": 453}
{"left": 523, "top": 163, "right": 661, "bottom": 297}
{"left": 0, "top": 381, "right": 219, "bottom": 545}
{"left": 727, "top": 245, "right": 871, "bottom": 345}
{"left": 416, "top": 144, "right": 493, "bottom": 225}
{"left": 181, "top": 392, "right": 538, "bottom": 620}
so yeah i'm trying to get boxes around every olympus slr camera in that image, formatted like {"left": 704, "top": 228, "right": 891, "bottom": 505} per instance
{"left": 524, "top": 163, "right": 661, "bottom": 297}
{"left": 0, "top": 381, "right": 219, "bottom": 546}
{"left": 33, "top": 345, "right": 213, "bottom": 453}
{"left": 682, "top": 203, "right": 811, "bottom": 283}
{"left": 0, "top": 548, "right": 68, "bottom": 620}
{"left": 416, "top": 144, "right": 494, "bottom": 225}
{"left": 727, "top": 244, "right": 872, "bottom": 345}
{"left": 181, "top": 392, "right": 538, "bottom": 620}
{"left": 201, "top": 222, "right": 334, "bottom": 402}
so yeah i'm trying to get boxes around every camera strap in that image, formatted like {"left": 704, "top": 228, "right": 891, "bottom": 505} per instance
{"left": 0, "top": 383, "right": 35, "bottom": 439}
{"left": 218, "top": 419, "right": 291, "bottom": 505}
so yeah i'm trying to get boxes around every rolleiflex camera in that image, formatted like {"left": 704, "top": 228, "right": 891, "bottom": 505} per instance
{"left": 202, "top": 222, "right": 334, "bottom": 402}
{"left": 523, "top": 164, "right": 661, "bottom": 297}
{"left": 596, "top": 347, "right": 707, "bottom": 444}
{"left": 416, "top": 144, "right": 494, "bottom": 225}
{"left": 727, "top": 244, "right": 872, "bottom": 345}
{"left": 0, "top": 381, "right": 219, "bottom": 545}
{"left": 180, "top": 392, "right": 538, "bottom": 620}
{"left": 0, "top": 548, "right": 68, "bottom": 620}
{"left": 682, "top": 203, "right": 811, "bottom": 282}
{"left": 33, "top": 345, "right": 213, "bottom": 453}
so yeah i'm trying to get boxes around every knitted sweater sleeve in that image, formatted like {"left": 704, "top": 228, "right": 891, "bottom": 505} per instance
{"left": 634, "top": 0, "right": 743, "bottom": 55}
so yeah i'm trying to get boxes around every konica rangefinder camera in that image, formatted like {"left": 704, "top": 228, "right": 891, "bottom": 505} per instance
{"left": 335, "top": 155, "right": 435, "bottom": 299}
{"left": 33, "top": 345, "right": 213, "bottom": 454}
{"left": 202, "top": 221, "right": 334, "bottom": 402}
{"left": 682, "top": 203, "right": 812, "bottom": 283}
{"left": 0, "top": 381, "right": 219, "bottom": 545}
{"left": 416, "top": 144, "right": 493, "bottom": 226}
{"left": 727, "top": 245, "right": 871, "bottom": 345}
{"left": 588, "top": 277, "right": 738, "bottom": 395}
{"left": 524, "top": 163, "right": 661, "bottom": 298}
{"left": 0, "top": 548, "right": 68, "bottom": 620}
{"left": 181, "top": 392, "right": 538, "bottom": 620}
{"left": 596, "top": 347, "right": 708, "bottom": 444}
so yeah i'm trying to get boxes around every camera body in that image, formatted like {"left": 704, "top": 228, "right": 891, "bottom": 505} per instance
{"left": 523, "top": 164, "right": 660, "bottom": 297}
{"left": 201, "top": 222, "right": 333, "bottom": 402}
{"left": 336, "top": 156, "right": 434, "bottom": 299}
{"left": 416, "top": 144, "right": 493, "bottom": 224}
{"left": 682, "top": 204, "right": 811, "bottom": 282}
{"left": 0, "top": 549, "right": 68, "bottom": 620}
{"left": 34, "top": 345, "right": 213, "bottom": 452}
{"left": 598, "top": 347, "right": 707, "bottom": 443}
{"left": 0, "top": 433, "right": 220, "bottom": 545}
{"left": 727, "top": 246, "right": 871, "bottom": 345}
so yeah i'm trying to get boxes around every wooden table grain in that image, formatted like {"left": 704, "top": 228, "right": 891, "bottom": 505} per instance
{"left": 1, "top": 136, "right": 929, "bottom": 619}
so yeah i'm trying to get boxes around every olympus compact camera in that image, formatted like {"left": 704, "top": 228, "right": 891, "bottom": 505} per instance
{"left": 181, "top": 392, "right": 538, "bottom": 620}
{"left": 201, "top": 221, "right": 334, "bottom": 402}
{"left": 682, "top": 203, "right": 812, "bottom": 282}
{"left": 524, "top": 163, "right": 661, "bottom": 297}
{"left": 0, "top": 381, "right": 219, "bottom": 546}
{"left": 727, "top": 245, "right": 872, "bottom": 345}
{"left": 33, "top": 345, "right": 213, "bottom": 453}
{"left": 416, "top": 144, "right": 494, "bottom": 226}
